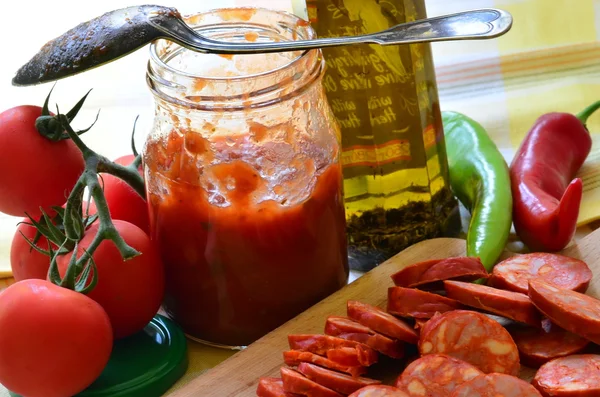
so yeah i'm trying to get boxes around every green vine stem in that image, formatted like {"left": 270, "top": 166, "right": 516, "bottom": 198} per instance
{"left": 30, "top": 89, "right": 147, "bottom": 292}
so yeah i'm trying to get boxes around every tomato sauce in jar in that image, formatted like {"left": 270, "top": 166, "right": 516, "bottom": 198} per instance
{"left": 144, "top": 8, "right": 349, "bottom": 347}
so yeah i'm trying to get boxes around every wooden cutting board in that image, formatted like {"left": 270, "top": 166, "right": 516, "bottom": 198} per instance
{"left": 168, "top": 229, "right": 600, "bottom": 397}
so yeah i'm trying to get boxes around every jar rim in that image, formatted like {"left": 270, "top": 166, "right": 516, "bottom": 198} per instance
{"left": 148, "top": 7, "right": 317, "bottom": 83}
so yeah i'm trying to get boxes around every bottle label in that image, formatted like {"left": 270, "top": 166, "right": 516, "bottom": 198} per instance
{"left": 306, "top": 0, "right": 439, "bottom": 179}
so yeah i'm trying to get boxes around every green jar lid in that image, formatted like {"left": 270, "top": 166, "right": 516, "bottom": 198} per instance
{"left": 10, "top": 314, "right": 188, "bottom": 397}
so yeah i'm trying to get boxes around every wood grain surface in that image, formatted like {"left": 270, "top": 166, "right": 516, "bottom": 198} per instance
{"left": 167, "top": 228, "right": 600, "bottom": 396}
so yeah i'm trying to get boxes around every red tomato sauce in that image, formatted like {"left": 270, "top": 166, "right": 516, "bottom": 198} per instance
{"left": 144, "top": 132, "right": 349, "bottom": 347}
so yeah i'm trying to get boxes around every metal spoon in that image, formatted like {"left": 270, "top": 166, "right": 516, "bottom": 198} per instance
{"left": 12, "top": 5, "right": 512, "bottom": 87}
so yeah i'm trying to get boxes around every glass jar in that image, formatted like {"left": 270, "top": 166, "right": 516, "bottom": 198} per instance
{"left": 143, "top": 7, "right": 349, "bottom": 348}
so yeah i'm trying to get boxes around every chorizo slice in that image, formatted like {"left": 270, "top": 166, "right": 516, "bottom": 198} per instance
{"left": 444, "top": 280, "right": 542, "bottom": 326}
{"left": 336, "top": 333, "right": 404, "bottom": 359}
{"left": 257, "top": 377, "right": 304, "bottom": 397}
{"left": 489, "top": 253, "right": 591, "bottom": 294}
{"left": 507, "top": 319, "right": 589, "bottom": 367}
{"left": 283, "top": 350, "right": 367, "bottom": 378}
{"left": 395, "top": 354, "right": 483, "bottom": 397}
{"left": 297, "top": 362, "right": 381, "bottom": 395}
{"left": 413, "top": 319, "right": 428, "bottom": 332}
{"left": 327, "top": 347, "right": 366, "bottom": 367}
{"left": 281, "top": 367, "right": 343, "bottom": 397}
{"left": 418, "top": 310, "right": 520, "bottom": 375}
{"left": 528, "top": 279, "right": 600, "bottom": 344}
{"left": 347, "top": 301, "right": 418, "bottom": 344}
{"left": 325, "top": 317, "right": 403, "bottom": 358}
{"left": 390, "top": 257, "right": 488, "bottom": 289}
{"left": 450, "top": 373, "right": 542, "bottom": 397}
{"left": 349, "top": 385, "right": 410, "bottom": 397}
{"left": 532, "top": 354, "right": 600, "bottom": 397}
{"left": 325, "top": 316, "right": 373, "bottom": 335}
{"left": 288, "top": 335, "right": 378, "bottom": 366}
{"left": 387, "top": 287, "right": 463, "bottom": 319}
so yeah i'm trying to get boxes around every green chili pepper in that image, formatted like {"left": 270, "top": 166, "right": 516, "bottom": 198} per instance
{"left": 442, "top": 111, "right": 513, "bottom": 272}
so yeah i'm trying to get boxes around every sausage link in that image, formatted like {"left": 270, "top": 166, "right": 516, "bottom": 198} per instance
{"left": 395, "top": 354, "right": 483, "bottom": 396}
{"left": 528, "top": 279, "right": 600, "bottom": 344}
{"left": 390, "top": 257, "right": 488, "bottom": 289}
{"left": 444, "top": 280, "right": 542, "bottom": 326}
{"left": 532, "top": 354, "right": 600, "bottom": 397}
{"left": 419, "top": 310, "right": 520, "bottom": 375}
{"left": 387, "top": 287, "right": 463, "bottom": 319}
{"left": 489, "top": 253, "right": 591, "bottom": 294}
{"left": 451, "top": 373, "right": 542, "bottom": 397}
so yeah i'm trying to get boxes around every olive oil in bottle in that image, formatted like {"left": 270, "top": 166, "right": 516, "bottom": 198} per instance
{"left": 302, "top": 0, "right": 461, "bottom": 271}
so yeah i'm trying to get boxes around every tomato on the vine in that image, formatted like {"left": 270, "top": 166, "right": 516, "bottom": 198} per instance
{"left": 88, "top": 154, "right": 150, "bottom": 234}
{"left": 10, "top": 219, "right": 52, "bottom": 281}
{"left": 0, "top": 105, "right": 84, "bottom": 217}
{"left": 57, "top": 220, "right": 165, "bottom": 339}
{"left": 0, "top": 279, "right": 113, "bottom": 397}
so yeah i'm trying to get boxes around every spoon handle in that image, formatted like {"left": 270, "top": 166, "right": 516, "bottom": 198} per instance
{"left": 150, "top": 8, "right": 512, "bottom": 54}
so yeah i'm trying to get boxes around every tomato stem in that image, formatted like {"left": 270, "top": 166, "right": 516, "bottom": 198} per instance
{"left": 97, "top": 159, "right": 145, "bottom": 198}
{"left": 63, "top": 176, "right": 87, "bottom": 241}
{"left": 34, "top": 90, "right": 146, "bottom": 292}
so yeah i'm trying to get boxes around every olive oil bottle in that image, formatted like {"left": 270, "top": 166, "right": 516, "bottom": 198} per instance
{"left": 299, "top": 0, "right": 461, "bottom": 271}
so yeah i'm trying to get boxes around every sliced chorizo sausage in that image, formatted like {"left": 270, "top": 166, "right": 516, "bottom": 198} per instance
{"left": 283, "top": 350, "right": 367, "bottom": 378}
{"left": 281, "top": 367, "right": 343, "bottom": 397}
{"left": 325, "top": 317, "right": 404, "bottom": 358}
{"left": 528, "top": 279, "right": 600, "bottom": 344}
{"left": 450, "top": 373, "right": 542, "bottom": 397}
{"left": 348, "top": 385, "right": 410, "bottom": 397}
{"left": 390, "top": 257, "right": 488, "bottom": 289}
{"left": 532, "top": 354, "right": 600, "bottom": 397}
{"left": 395, "top": 354, "right": 483, "bottom": 397}
{"left": 507, "top": 319, "right": 589, "bottom": 367}
{"left": 489, "top": 253, "right": 591, "bottom": 294}
{"left": 288, "top": 335, "right": 378, "bottom": 366}
{"left": 347, "top": 301, "right": 418, "bottom": 344}
{"left": 326, "top": 347, "right": 366, "bottom": 367}
{"left": 444, "top": 280, "right": 542, "bottom": 326}
{"left": 257, "top": 377, "right": 304, "bottom": 397}
{"left": 325, "top": 316, "right": 373, "bottom": 336}
{"left": 419, "top": 310, "right": 520, "bottom": 375}
{"left": 387, "top": 287, "right": 463, "bottom": 319}
{"left": 413, "top": 319, "right": 428, "bottom": 332}
{"left": 297, "top": 362, "right": 381, "bottom": 395}
{"left": 336, "top": 333, "right": 404, "bottom": 359}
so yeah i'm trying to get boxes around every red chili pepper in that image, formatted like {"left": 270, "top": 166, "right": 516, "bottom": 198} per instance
{"left": 510, "top": 101, "right": 600, "bottom": 252}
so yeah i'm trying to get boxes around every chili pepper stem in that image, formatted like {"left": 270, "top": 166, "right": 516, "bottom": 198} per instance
{"left": 576, "top": 100, "right": 600, "bottom": 125}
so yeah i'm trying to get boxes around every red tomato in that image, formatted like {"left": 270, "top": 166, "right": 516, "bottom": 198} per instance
{"left": 57, "top": 220, "right": 165, "bottom": 339}
{"left": 88, "top": 155, "right": 150, "bottom": 234}
{"left": 10, "top": 219, "right": 52, "bottom": 281}
{"left": 0, "top": 279, "right": 112, "bottom": 397}
{"left": 0, "top": 106, "right": 84, "bottom": 217}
